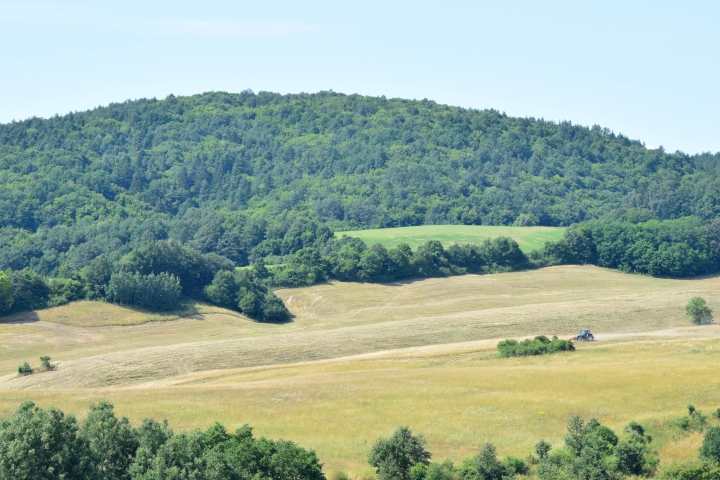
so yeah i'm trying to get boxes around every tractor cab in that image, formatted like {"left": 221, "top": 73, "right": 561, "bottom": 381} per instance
{"left": 570, "top": 329, "right": 595, "bottom": 342}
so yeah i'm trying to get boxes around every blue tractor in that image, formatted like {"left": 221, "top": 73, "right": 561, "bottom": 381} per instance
{"left": 570, "top": 329, "right": 595, "bottom": 342}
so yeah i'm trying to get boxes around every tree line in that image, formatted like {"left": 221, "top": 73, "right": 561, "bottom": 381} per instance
{"left": 2, "top": 401, "right": 719, "bottom": 479}
{"left": 367, "top": 414, "right": 720, "bottom": 480}
{"left": 0, "top": 240, "right": 289, "bottom": 323}
{"left": 534, "top": 216, "right": 720, "bottom": 278}
{"left": 4, "top": 215, "right": 720, "bottom": 319}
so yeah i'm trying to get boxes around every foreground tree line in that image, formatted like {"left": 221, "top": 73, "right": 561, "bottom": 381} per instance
{"left": 1, "top": 401, "right": 719, "bottom": 480}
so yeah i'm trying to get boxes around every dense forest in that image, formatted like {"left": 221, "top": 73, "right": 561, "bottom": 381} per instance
{"left": 2, "top": 90, "right": 720, "bottom": 278}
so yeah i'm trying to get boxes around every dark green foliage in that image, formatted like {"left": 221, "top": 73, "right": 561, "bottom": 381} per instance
{"left": 106, "top": 271, "right": 181, "bottom": 311}
{"left": 0, "top": 401, "right": 325, "bottom": 480}
{"left": 120, "top": 240, "right": 234, "bottom": 297}
{"left": 274, "top": 237, "right": 529, "bottom": 289}
{"left": 537, "top": 217, "right": 716, "bottom": 277}
{"left": 535, "top": 439, "right": 552, "bottom": 460}
{"left": 83, "top": 254, "right": 115, "bottom": 300}
{"left": 686, "top": 297, "right": 714, "bottom": 325}
{"left": 6, "top": 268, "right": 50, "bottom": 314}
{"left": 80, "top": 402, "right": 139, "bottom": 480}
{"left": 533, "top": 415, "right": 658, "bottom": 479}
{"left": 0, "top": 271, "right": 13, "bottom": 313}
{"left": 17, "top": 362, "right": 32, "bottom": 375}
{"left": 470, "top": 443, "right": 510, "bottom": 480}
{"left": 368, "top": 426, "right": 432, "bottom": 480}
{"left": 497, "top": 335, "right": 575, "bottom": 357}
{"left": 204, "top": 269, "right": 290, "bottom": 322}
{"left": 699, "top": 426, "right": 720, "bottom": 464}
{"left": 0, "top": 401, "right": 92, "bottom": 480}
{"left": 4, "top": 90, "right": 720, "bottom": 279}
{"left": 48, "top": 276, "right": 86, "bottom": 307}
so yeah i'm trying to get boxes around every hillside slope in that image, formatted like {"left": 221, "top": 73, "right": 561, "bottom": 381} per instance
{"left": 3, "top": 266, "right": 719, "bottom": 390}
{"left": 2, "top": 91, "right": 720, "bottom": 276}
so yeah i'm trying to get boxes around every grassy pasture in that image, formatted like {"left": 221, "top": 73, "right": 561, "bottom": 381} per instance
{"left": 0, "top": 337, "right": 718, "bottom": 477}
{"left": 0, "top": 266, "right": 719, "bottom": 477}
{"left": 335, "top": 225, "right": 566, "bottom": 252}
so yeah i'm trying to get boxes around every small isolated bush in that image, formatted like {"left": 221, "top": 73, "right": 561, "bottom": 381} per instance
{"left": 686, "top": 297, "right": 713, "bottom": 325}
{"left": 497, "top": 335, "right": 575, "bottom": 357}
{"left": 676, "top": 404, "right": 707, "bottom": 432}
{"left": 17, "top": 363, "right": 32, "bottom": 376}
{"left": 40, "top": 356, "right": 53, "bottom": 371}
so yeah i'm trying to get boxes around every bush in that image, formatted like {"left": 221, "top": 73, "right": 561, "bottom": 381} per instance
{"left": 497, "top": 335, "right": 575, "bottom": 357}
{"left": 686, "top": 297, "right": 714, "bottom": 325}
{"left": 17, "top": 363, "right": 32, "bottom": 376}
{"left": 40, "top": 356, "right": 53, "bottom": 371}
{"left": 676, "top": 404, "right": 707, "bottom": 432}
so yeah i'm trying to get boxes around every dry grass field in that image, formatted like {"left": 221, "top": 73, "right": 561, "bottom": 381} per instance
{"left": 1, "top": 265, "right": 719, "bottom": 477}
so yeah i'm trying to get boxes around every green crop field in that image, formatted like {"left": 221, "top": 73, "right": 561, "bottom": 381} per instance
{"left": 335, "top": 225, "right": 566, "bottom": 252}
{"left": 1, "top": 266, "right": 719, "bottom": 477}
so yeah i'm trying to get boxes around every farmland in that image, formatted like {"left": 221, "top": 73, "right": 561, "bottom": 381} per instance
{"left": 1, "top": 265, "right": 719, "bottom": 477}
{"left": 335, "top": 225, "right": 566, "bottom": 252}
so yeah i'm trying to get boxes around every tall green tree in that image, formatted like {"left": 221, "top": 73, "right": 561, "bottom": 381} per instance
{"left": 80, "top": 401, "right": 139, "bottom": 480}
{"left": 0, "top": 401, "right": 92, "bottom": 480}
{"left": 368, "top": 426, "right": 432, "bottom": 480}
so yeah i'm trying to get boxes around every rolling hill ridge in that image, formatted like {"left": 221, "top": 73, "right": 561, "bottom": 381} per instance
{"left": 2, "top": 90, "right": 720, "bottom": 277}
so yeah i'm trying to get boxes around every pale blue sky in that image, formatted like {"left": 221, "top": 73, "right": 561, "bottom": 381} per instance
{"left": 1, "top": 1, "right": 718, "bottom": 154}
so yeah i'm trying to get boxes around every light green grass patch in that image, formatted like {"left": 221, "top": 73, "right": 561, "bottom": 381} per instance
{"left": 335, "top": 225, "right": 566, "bottom": 252}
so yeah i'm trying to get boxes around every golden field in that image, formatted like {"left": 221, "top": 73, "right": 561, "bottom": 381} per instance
{"left": 1, "top": 265, "right": 719, "bottom": 477}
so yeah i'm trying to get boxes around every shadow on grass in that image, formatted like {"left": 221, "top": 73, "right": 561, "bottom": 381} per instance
{"left": 0, "top": 310, "right": 40, "bottom": 324}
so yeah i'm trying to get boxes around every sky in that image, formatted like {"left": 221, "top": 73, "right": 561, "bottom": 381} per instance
{"left": 1, "top": 0, "right": 718, "bottom": 154}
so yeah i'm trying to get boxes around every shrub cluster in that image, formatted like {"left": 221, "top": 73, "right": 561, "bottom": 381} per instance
{"left": 204, "top": 269, "right": 289, "bottom": 323}
{"left": 497, "top": 335, "right": 575, "bottom": 357}
{"left": 0, "top": 401, "right": 324, "bottom": 480}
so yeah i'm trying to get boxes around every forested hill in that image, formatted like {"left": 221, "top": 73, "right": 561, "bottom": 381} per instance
{"left": 1, "top": 90, "right": 719, "bottom": 276}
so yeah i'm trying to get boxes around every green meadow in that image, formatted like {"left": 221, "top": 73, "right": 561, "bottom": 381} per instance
{"left": 335, "top": 225, "right": 566, "bottom": 252}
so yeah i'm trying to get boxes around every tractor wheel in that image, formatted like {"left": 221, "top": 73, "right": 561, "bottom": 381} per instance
{"left": 588, "top": 334, "right": 595, "bottom": 341}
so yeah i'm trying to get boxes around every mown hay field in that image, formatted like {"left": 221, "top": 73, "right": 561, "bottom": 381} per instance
{"left": 0, "top": 266, "right": 719, "bottom": 477}
{"left": 335, "top": 225, "right": 566, "bottom": 252}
